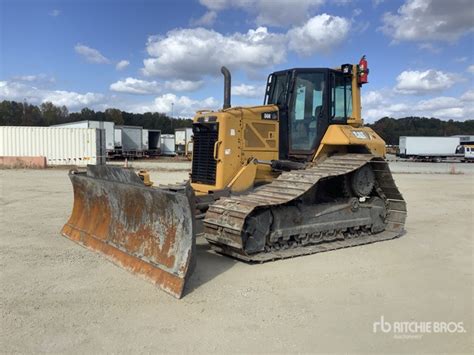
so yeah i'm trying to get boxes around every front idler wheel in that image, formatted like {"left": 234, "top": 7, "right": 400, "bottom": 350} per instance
{"left": 350, "top": 165, "right": 375, "bottom": 197}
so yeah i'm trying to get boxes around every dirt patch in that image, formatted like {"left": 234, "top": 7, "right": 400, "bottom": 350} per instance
{"left": 0, "top": 156, "right": 46, "bottom": 169}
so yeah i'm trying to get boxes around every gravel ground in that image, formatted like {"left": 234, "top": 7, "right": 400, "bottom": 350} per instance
{"left": 108, "top": 158, "right": 474, "bottom": 175}
{"left": 0, "top": 166, "right": 472, "bottom": 353}
{"left": 388, "top": 161, "right": 474, "bottom": 175}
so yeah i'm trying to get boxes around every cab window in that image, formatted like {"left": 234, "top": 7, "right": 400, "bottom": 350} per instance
{"left": 289, "top": 72, "right": 325, "bottom": 151}
{"left": 331, "top": 73, "right": 352, "bottom": 122}
{"left": 266, "top": 73, "right": 288, "bottom": 106}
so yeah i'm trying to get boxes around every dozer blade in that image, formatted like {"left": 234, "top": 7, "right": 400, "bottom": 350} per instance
{"left": 61, "top": 165, "right": 195, "bottom": 298}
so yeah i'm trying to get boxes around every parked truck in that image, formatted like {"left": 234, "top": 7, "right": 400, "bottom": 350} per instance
{"left": 398, "top": 136, "right": 461, "bottom": 161}
{"left": 456, "top": 144, "right": 474, "bottom": 162}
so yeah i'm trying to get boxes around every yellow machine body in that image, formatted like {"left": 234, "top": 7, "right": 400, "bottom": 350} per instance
{"left": 191, "top": 105, "right": 280, "bottom": 195}
{"left": 191, "top": 64, "right": 386, "bottom": 195}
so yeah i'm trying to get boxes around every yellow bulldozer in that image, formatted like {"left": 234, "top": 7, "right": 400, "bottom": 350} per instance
{"left": 62, "top": 57, "right": 406, "bottom": 298}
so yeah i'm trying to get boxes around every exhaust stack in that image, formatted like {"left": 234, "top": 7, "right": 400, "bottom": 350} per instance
{"left": 221, "top": 66, "right": 231, "bottom": 109}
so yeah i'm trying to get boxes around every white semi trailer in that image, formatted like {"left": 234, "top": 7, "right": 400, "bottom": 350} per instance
{"left": 399, "top": 136, "right": 461, "bottom": 161}
{"left": 142, "top": 129, "right": 162, "bottom": 156}
{"left": 160, "top": 134, "right": 176, "bottom": 156}
{"left": 52, "top": 120, "right": 115, "bottom": 154}
{"left": 114, "top": 125, "right": 144, "bottom": 158}
{"left": 174, "top": 127, "right": 193, "bottom": 156}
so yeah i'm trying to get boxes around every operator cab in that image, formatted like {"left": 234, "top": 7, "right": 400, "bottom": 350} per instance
{"left": 264, "top": 67, "right": 354, "bottom": 160}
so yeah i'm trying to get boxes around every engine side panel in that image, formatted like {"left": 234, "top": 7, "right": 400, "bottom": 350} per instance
{"left": 190, "top": 105, "right": 279, "bottom": 194}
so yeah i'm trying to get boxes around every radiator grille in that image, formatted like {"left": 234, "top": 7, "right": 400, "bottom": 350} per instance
{"left": 191, "top": 123, "right": 218, "bottom": 185}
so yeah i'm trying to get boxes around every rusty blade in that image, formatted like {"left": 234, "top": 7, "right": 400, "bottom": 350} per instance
{"left": 61, "top": 165, "right": 195, "bottom": 298}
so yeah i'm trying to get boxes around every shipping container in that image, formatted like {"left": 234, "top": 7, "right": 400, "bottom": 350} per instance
{"left": 52, "top": 120, "right": 115, "bottom": 151}
{"left": 0, "top": 126, "right": 105, "bottom": 166}
{"left": 399, "top": 136, "right": 460, "bottom": 159}
{"left": 115, "top": 125, "right": 143, "bottom": 156}
{"left": 160, "top": 134, "right": 176, "bottom": 155}
{"left": 174, "top": 127, "right": 193, "bottom": 155}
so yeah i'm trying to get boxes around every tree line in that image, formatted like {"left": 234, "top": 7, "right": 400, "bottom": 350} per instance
{"left": 0, "top": 100, "right": 192, "bottom": 134}
{"left": 1, "top": 100, "right": 473, "bottom": 143}
{"left": 367, "top": 117, "right": 474, "bottom": 145}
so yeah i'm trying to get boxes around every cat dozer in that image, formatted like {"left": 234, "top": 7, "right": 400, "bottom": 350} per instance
{"left": 62, "top": 57, "right": 407, "bottom": 298}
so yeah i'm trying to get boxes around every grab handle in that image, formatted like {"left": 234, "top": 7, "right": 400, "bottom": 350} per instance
{"left": 213, "top": 141, "right": 222, "bottom": 161}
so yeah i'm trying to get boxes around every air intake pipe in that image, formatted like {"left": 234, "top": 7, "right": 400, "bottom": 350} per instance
{"left": 221, "top": 66, "right": 231, "bottom": 109}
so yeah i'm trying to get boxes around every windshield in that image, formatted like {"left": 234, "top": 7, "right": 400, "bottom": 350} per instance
{"left": 289, "top": 72, "right": 325, "bottom": 151}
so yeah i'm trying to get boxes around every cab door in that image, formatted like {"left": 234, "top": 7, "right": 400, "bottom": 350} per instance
{"left": 288, "top": 71, "right": 328, "bottom": 158}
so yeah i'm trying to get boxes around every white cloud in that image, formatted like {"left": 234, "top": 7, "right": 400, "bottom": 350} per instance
{"left": 417, "top": 42, "right": 441, "bottom": 53}
{"left": 253, "top": 0, "right": 324, "bottom": 27}
{"left": 352, "top": 8, "right": 362, "bottom": 17}
{"left": 11, "top": 74, "right": 55, "bottom": 84}
{"left": 287, "top": 14, "right": 350, "bottom": 56}
{"left": 0, "top": 80, "right": 103, "bottom": 109}
{"left": 164, "top": 79, "right": 204, "bottom": 92}
{"left": 49, "top": 9, "right": 61, "bottom": 17}
{"left": 74, "top": 43, "right": 110, "bottom": 64}
{"left": 460, "top": 89, "right": 474, "bottom": 102}
{"left": 191, "top": 10, "right": 217, "bottom": 26}
{"left": 394, "top": 70, "right": 458, "bottom": 95}
{"left": 455, "top": 56, "right": 468, "bottom": 63}
{"left": 142, "top": 27, "right": 286, "bottom": 80}
{"left": 42, "top": 91, "right": 103, "bottom": 108}
{"left": 362, "top": 94, "right": 411, "bottom": 120}
{"left": 416, "top": 96, "right": 460, "bottom": 111}
{"left": 362, "top": 88, "right": 473, "bottom": 122}
{"left": 362, "top": 90, "right": 385, "bottom": 105}
{"left": 110, "top": 78, "right": 161, "bottom": 95}
{"left": 115, "top": 60, "right": 130, "bottom": 71}
{"left": 13, "top": 75, "right": 42, "bottom": 82}
{"left": 381, "top": 0, "right": 474, "bottom": 43}
{"left": 109, "top": 78, "right": 203, "bottom": 95}
{"left": 232, "top": 84, "right": 265, "bottom": 98}
{"left": 132, "top": 93, "right": 219, "bottom": 117}
{"left": 467, "top": 65, "right": 474, "bottom": 74}
{"left": 142, "top": 14, "right": 351, "bottom": 80}
{"left": 199, "top": 0, "right": 324, "bottom": 27}
{"left": 414, "top": 96, "right": 471, "bottom": 119}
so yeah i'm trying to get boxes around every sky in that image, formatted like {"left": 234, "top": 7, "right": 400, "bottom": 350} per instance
{"left": 0, "top": 0, "right": 473, "bottom": 122}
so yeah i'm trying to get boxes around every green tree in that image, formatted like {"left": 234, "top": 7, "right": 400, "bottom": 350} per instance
{"left": 80, "top": 107, "right": 95, "bottom": 121}
{"left": 105, "top": 108, "right": 124, "bottom": 125}
{"left": 40, "top": 101, "right": 62, "bottom": 126}
{"left": 3, "top": 100, "right": 471, "bottom": 141}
